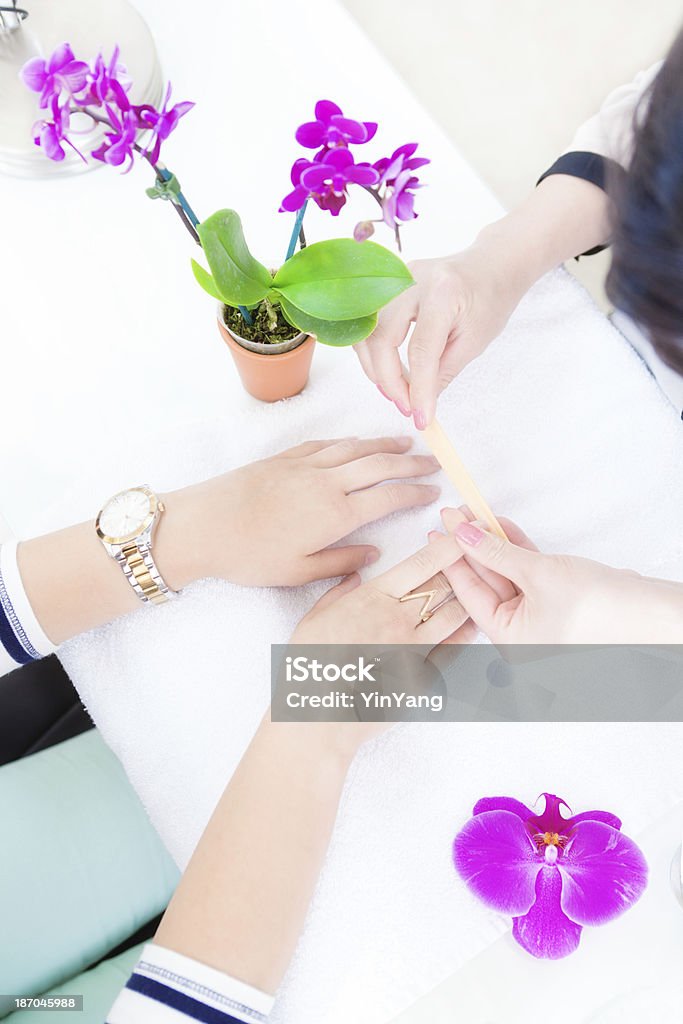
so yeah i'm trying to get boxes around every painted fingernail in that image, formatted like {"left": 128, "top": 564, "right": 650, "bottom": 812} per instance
{"left": 395, "top": 401, "right": 411, "bottom": 417}
{"left": 364, "top": 548, "right": 380, "bottom": 565}
{"left": 376, "top": 384, "right": 390, "bottom": 400}
{"left": 413, "top": 409, "right": 427, "bottom": 431}
{"left": 454, "top": 522, "right": 485, "bottom": 546}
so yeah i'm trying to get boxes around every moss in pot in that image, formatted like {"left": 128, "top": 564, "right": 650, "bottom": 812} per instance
{"left": 223, "top": 296, "right": 301, "bottom": 348}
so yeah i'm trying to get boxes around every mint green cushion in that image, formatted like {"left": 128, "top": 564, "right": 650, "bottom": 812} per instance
{"left": 0, "top": 731, "right": 179, "bottom": 1015}
{"left": 3, "top": 943, "right": 145, "bottom": 1024}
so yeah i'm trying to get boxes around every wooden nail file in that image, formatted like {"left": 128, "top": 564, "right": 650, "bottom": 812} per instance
{"left": 421, "top": 417, "right": 508, "bottom": 540}
{"left": 397, "top": 359, "right": 507, "bottom": 539}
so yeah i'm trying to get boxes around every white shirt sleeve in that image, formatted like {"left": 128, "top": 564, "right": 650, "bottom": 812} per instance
{"left": 106, "top": 943, "right": 275, "bottom": 1024}
{"left": 564, "top": 63, "right": 663, "bottom": 169}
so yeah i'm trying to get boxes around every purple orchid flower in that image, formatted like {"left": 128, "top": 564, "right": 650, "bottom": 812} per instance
{"left": 374, "top": 143, "right": 429, "bottom": 228}
{"left": 134, "top": 83, "right": 195, "bottom": 166}
{"left": 80, "top": 46, "right": 131, "bottom": 108}
{"left": 295, "top": 99, "right": 377, "bottom": 152}
{"left": 32, "top": 97, "right": 84, "bottom": 163}
{"left": 20, "top": 43, "right": 89, "bottom": 109}
{"left": 280, "top": 148, "right": 379, "bottom": 216}
{"left": 453, "top": 793, "right": 648, "bottom": 960}
{"left": 91, "top": 101, "right": 139, "bottom": 172}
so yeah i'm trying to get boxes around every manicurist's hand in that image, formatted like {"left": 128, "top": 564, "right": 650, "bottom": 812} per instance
{"left": 437, "top": 507, "right": 683, "bottom": 644}
{"left": 354, "top": 176, "right": 613, "bottom": 428}
{"left": 354, "top": 250, "right": 522, "bottom": 429}
{"left": 164, "top": 436, "right": 442, "bottom": 587}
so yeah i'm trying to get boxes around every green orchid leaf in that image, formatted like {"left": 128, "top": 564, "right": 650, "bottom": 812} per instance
{"left": 196, "top": 209, "right": 272, "bottom": 307}
{"left": 190, "top": 258, "right": 224, "bottom": 302}
{"left": 273, "top": 239, "right": 413, "bottom": 320}
{"left": 278, "top": 295, "right": 377, "bottom": 347}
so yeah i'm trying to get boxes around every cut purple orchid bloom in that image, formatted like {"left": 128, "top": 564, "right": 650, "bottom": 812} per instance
{"left": 91, "top": 102, "right": 139, "bottom": 172}
{"left": 21, "top": 43, "right": 89, "bottom": 109}
{"left": 453, "top": 793, "right": 648, "bottom": 960}
{"left": 295, "top": 99, "right": 377, "bottom": 151}
{"left": 280, "top": 148, "right": 379, "bottom": 216}
{"left": 31, "top": 97, "right": 84, "bottom": 163}
{"left": 135, "top": 82, "right": 195, "bottom": 165}
{"left": 374, "top": 142, "right": 429, "bottom": 229}
{"left": 81, "top": 46, "right": 131, "bottom": 108}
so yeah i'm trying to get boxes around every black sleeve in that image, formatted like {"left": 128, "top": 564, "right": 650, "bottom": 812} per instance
{"left": 536, "top": 150, "right": 626, "bottom": 257}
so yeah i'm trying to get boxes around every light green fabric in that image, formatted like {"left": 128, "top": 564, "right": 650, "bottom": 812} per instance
{"left": 3, "top": 943, "right": 145, "bottom": 1024}
{"left": 0, "top": 730, "right": 179, "bottom": 1016}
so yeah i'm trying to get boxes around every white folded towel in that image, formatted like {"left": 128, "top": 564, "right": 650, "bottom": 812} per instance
{"left": 61, "top": 268, "right": 683, "bottom": 1023}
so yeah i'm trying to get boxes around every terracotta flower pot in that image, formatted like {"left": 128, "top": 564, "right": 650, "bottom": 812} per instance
{"left": 216, "top": 305, "right": 315, "bottom": 403}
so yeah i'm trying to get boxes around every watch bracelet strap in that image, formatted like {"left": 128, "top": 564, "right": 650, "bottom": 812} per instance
{"left": 116, "top": 542, "right": 173, "bottom": 605}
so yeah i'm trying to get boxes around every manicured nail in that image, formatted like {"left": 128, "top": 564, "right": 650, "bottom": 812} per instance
{"left": 395, "top": 401, "right": 411, "bottom": 417}
{"left": 427, "top": 530, "right": 441, "bottom": 542}
{"left": 454, "top": 522, "right": 485, "bottom": 546}
{"left": 376, "top": 384, "right": 390, "bottom": 400}
{"left": 426, "top": 455, "right": 441, "bottom": 467}
{"left": 413, "top": 409, "right": 427, "bottom": 430}
{"left": 424, "top": 485, "right": 441, "bottom": 501}
{"left": 364, "top": 548, "right": 380, "bottom": 565}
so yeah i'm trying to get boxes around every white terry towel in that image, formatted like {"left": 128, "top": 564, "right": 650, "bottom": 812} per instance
{"left": 61, "top": 269, "right": 683, "bottom": 1023}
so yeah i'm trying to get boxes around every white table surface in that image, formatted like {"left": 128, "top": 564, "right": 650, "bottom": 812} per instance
{"left": 2, "top": 3, "right": 683, "bottom": 1022}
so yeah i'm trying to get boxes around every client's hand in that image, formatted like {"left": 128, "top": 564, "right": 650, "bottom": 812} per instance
{"left": 165, "top": 436, "right": 442, "bottom": 587}
{"left": 292, "top": 527, "right": 475, "bottom": 647}
{"left": 436, "top": 507, "right": 683, "bottom": 644}
{"left": 16, "top": 436, "right": 442, "bottom": 647}
{"left": 288, "top": 531, "right": 475, "bottom": 756}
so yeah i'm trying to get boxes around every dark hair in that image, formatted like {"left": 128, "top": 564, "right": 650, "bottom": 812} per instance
{"left": 606, "top": 28, "right": 683, "bottom": 376}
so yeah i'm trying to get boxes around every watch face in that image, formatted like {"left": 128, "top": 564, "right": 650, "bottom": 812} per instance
{"left": 98, "top": 488, "right": 153, "bottom": 542}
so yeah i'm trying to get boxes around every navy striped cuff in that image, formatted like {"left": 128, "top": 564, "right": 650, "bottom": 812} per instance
{"left": 0, "top": 560, "right": 38, "bottom": 665}
{"left": 124, "top": 973, "right": 259, "bottom": 1023}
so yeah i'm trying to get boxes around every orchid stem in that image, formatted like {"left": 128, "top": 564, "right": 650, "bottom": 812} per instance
{"left": 77, "top": 105, "right": 251, "bottom": 324}
{"left": 286, "top": 201, "right": 308, "bottom": 261}
{"left": 156, "top": 163, "right": 200, "bottom": 227}
{"left": 78, "top": 106, "right": 202, "bottom": 246}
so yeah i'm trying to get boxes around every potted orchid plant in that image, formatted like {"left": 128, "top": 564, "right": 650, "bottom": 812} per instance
{"left": 21, "top": 47, "right": 430, "bottom": 401}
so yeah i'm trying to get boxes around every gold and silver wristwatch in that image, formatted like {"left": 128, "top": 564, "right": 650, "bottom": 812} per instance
{"left": 96, "top": 485, "right": 175, "bottom": 605}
